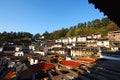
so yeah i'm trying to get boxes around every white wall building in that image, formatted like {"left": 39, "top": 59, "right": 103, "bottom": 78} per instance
{"left": 87, "top": 39, "right": 96, "bottom": 43}
{"left": 62, "top": 38, "right": 69, "bottom": 44}
{"left": 55, "top": 39, "right": 62, "bottom": 43}
{"left": 30, "top": 59, "right": 38, "bottom": 65}
{"left": 50, "top": 47, "right": 68, "bottom": 54}
{"left": 66, "top": 44, "right": 73, "bottom": 49}
{"left": 108, "top": 30, "right": 120, "bottom": 41}
{"left": 77, "top": 36, "right": 87, "bottom": 42}
{"left": 51, "top": 43, "right": 63, "bottom": 48}
{"left": 59, "top": 50, "right": 67, "bottom": 54}
{"left": 66, "top": 56, "right": 71, "bottom": 60}
{"left": 14, "top": 51, "right": 24, "bottom": 56}
{"left": 34, "top": 51, "right": 45, "bottom": 56}
{"left": 87, "top": 36, "right": 92, "bottom": 39}
{"left": 92, "top": 34, "right": 101, "bottom": 39}
{"left": 29, "top": 45, "right": 35, "bottom": 51}
{"left": 68, "top": 37, "right": 77, "bottom": 43}
{"left": 8, "top": 62, "right": 15, "bottom": 68}
{"left": 0, "top": 47, "right": 3, "bottom": 52}
{"left": 15, "top": 46, "right": 22, "bottom": 51}
{"left": 111, "top": 47, "right": 119, "bottom": 51}
{"left": 97, "top": 38, "right": 110, "bottom": 48}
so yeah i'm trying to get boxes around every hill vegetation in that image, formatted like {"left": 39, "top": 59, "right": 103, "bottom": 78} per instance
{"left": 0, "top": 17, "right": 119, "bottom": 43}
{"left": 42, "top": 17, "right": 119, "bottom": 39}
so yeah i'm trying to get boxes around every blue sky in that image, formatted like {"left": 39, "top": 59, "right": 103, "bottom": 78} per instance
{"left": 0, "top": 0, "right": 107, "bottom": 35}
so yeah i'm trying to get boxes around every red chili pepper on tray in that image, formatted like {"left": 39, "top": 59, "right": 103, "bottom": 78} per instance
{"left": 29, "top": 62, "right": 55, "bottom": 71}
{"left": 77, "top": 58, "right": 96, "bottom": 63}
{"left": 60, "top": 60, "right": 80, "bottom": 67}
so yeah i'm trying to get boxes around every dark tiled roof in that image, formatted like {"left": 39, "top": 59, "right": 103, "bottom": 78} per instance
{"left": 88, "top": 0, "right": 120, "bottom": 27}
{"left": 1, "top": 58, "right": 120, "bottom": 80}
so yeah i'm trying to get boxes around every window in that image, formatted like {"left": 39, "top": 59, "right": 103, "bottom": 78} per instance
{"left": 18, "top": 54, "right": 20, "bottom": 56}
{"left": 102, "top": 41, "right": 104, "bottom": 44}
{"left": 113, "top": 35, "right": 115, "bottom": 37}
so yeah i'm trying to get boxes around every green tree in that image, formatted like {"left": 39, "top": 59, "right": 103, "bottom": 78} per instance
{"left": 92, "top": 19, "right": 101, "bottom": 27}
{"left": 106, "top": 22, "right": 120, "bottom": 31}
{"left": 42, "top": 31, "right": 50, "bottom": 39}
{"left": 75, "top": 28, "right": 81, "bottom": 36}
{"left": 87, "top": 21, "right": 92, "bottom": 27}
{"left": 66, "top": 27, "right": 75, "bottom": 37}
{"left": 101, "top": 17, "right": 111, "bottom": 27}
{"left": 34, "top": 33, "right": 41, "bottom": 40}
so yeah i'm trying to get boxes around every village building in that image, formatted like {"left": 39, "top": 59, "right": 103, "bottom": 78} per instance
{"left": 71, "top": 47, "right": 99, "bottom": 58}
{"left": 76, "top": 42, "right": 87, "bottom": 47}
{"left": 108, "top": 30, "right": 120, "bottom": 41}
{"left": 29, "top": 45, "right": 35, "bottom": 51}
{"left": 50, "top": 42, "right": 63, "bottom": 49}
{"left": 50, "top": 47, "right": 68, "bottom": 55}
{"left": 86, "top": 38, "right": 97, "bottom": 47}
{"left": 92, "top": 34, "right": 101, "bottom": 39}
{"left": 0, "top": 44, "right": 3, "bottom": 52}
{"left": 14, "top": 51, "right": 24, "bottom": 56}
{"left": 62, "top": 38, "right": 69, "bottom": 44}
{"left": 97, "top": 38, "right": 110, "bottom": 48}
{"left": 68, "top": 37, "right": 77, "bottom": 44}
{"left": 2, "top": 43, "right": 16, "bottom": 54}
{"left": 108, "top": 30, "right": 120, "bottom": 51}
{"left": 87, "top": 35, "right": 92, "bottom": 39}
{"left": 86, "top": 34, "right": 101, "bottom": 47}
{"left": 77, "top": 35, "right": 87, "bottom": 42}
{"left": 87, "top": 41, "right": 97, "bottom": 47}
{"left": 87, "top": 38, "right": 96, "bottom": 43}
{"left": 34, "top": 47, "right": 46, "bottom": 56}
{"left": 66, "top": 43, "right": 73, "bottom": 49}
{"left": 55, "top": 39, "right": 62, "bottom": 43}
{"left": 34, "top": 50, "right": 45, "bottom": 56}
{"left": 110, "top": 41, "right": 120, "bottom": 51}
{"left": 22, "top": 46, "right": 30, "bottom": 54}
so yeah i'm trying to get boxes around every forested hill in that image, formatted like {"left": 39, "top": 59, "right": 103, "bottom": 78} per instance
{"left": 0, "top": 17, "right": 120, "bottom": 43}
{"left": 42, "top": 17, "right": 120, "bottom": 39}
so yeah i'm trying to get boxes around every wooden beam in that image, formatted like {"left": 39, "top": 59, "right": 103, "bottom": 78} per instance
{"left": 92, "top": 67, "right": 120, "bottom": 76}
{"left": 54, "top": 75, "right": 63, "bottom": 80}
{"left": 89, "top": 69, "right": 119, "bottom": 80}
{"left": 59, "top": 67, "right": 78, "bottom": 77}
{"left": 74, "top": 68, "right": 84, "bottom": 74}
{"left": 0, "top": 66, "right": 5, "bottom": 73}
{"left": 55, "top": 69, "right": 69, "bottom": 80}
{"left": 14, "top": 66, "right": 24, "bottom": 80}
{"left": 32, "top": 73, "right": 35, "bottom": 80}
{"left": 58, "top": 63, "right": 78, "bottom": 77}
{"left": 80, "top": 65, "right": 88, "bottom": 71}
{"left": 48, "top": 71, "right": 55, "bottom": 80}
{"left": 84, "top": 71, "right": 107, "bottom": 80}
{"left": 78, "top": 74, "right": 90, "bottom": 80}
